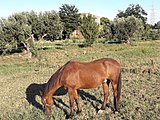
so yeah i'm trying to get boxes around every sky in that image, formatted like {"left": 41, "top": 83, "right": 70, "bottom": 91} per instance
{"left": 0, "top": 0, "right": 160, "bottom": 24}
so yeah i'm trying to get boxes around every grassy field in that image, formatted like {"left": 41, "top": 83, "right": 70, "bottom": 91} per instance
{"left": 0, "top": 39, "right": 160, "bottom": 120}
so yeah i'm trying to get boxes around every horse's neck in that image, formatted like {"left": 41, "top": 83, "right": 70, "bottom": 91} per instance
{"left": 44, "top": 68, "right": 63, "bottom": 97}
{"left": 43, "top": 62, "right": 70, "bottom": 98}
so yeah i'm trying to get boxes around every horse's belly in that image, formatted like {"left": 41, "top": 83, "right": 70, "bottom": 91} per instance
{"left": 79, "top": 79, "right": 102, "bottom": 89}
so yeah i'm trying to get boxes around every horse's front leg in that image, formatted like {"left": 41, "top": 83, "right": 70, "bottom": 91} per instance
{"left": 67, "top": 88, "right": 75, "bottom": 119}
{"left": 74, "top": 89, "right": 82, "bottom": 113}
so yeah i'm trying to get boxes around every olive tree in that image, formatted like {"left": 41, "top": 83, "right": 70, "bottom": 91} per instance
{"left": 117, "top": 4, "right": 147, "bottom": 23}
{"left": 111, "top": 15, "right": 144, "bottom": 44}
{"left": 0, "top": 14, "right": 32, "bottom": 55}
{"left": 80, "top": 14, "right": 99, "bottom": 47}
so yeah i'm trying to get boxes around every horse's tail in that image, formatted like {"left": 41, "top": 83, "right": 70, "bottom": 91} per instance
{"left": 117, "top": 71, "right": 122, "bottom": 102}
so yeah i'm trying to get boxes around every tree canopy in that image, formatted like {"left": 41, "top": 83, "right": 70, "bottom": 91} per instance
{"left": 0, "top": 14, "right": 32, "bottom": 54}
{"left": 100, "top": 17, "right": 110, "bottom": 25}
{"left": 59, "top": 4, "right": 80, "bottom": 39}
{"left": 0, "top": 11, "right": 63, "bottom": 55}
{"left": 111, "top": 15, "right": 144, "bottom": 43}
{"left": 116, "top": 4, "right": 147, "bottom": 23}
{"left": 40, "top": 11, "right": 63, "bottom": 40}
{"left": 99, "top": 17, "right": 111, "bottom": 39}
{"left": 80, "top": 14, "right": 99, "bottom": 46}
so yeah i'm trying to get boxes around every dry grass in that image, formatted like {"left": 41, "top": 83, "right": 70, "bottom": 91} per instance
{"left": 0, "top": 40, "right": 160, "bottom": 120}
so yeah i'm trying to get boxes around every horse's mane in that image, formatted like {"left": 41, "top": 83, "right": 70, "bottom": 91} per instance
{"left": 43, "top": 61, "right": 71, "bottom": 96}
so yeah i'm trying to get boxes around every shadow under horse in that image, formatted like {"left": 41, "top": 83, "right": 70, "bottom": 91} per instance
{"left": 26, "top": 83, "right": 46, "bottom": 110}
{"left": 25, "top": 83, "right": 103, "bottom": 114}
{"left": 26, "top": 83, "right": 68, "bottom": 111}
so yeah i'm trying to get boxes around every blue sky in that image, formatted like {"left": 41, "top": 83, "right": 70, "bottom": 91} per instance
{"left": 0, "top": 0, "right": 160, "bottom": 24}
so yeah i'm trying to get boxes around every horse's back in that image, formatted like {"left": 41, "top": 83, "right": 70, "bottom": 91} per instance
{"left": 62, "top": 58, "right": 120, "bottom": 77}
{"left": 102, "top": 58, "right": 120, "bottom": 69}
{"left": 60, "top": 58, "right": 120, "bottom": 89}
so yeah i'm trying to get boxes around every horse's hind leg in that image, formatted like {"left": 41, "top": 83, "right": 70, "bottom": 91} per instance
{"left": 111, "top": 81, "right": 119, "bottom": 112}
{"left": 101, "top": 80, "right": 110, "bottom": 110}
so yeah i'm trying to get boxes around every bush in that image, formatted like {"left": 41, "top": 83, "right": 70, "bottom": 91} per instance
{"left": 148, "top": 29, "right": 160, "bottom": 40}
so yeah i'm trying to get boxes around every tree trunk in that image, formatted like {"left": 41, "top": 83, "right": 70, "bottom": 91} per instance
{"left": 127, "top": 36, "right": 131, "bottom": 45}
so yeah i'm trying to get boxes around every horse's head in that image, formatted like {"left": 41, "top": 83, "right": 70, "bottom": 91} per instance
{"left": 40, "top": 91, "right": 53, "bottom": 115}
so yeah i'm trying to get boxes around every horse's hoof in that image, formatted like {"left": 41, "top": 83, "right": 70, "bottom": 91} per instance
{"left": 45, "top": 110, "right": 51, "bottom": 116}
{"left": 97, "top": 109, "right": 103, "bottom": 114}
{"left": 65, "top": 114, "right": 73, "bottom": 119}
{"left": 101, "top": 106, "right": 106, "bottom": 110}
{"left": 114, "top": 111, "right": 119, "bottom": 114}
{"left": 76, "top": 110, "right": 82, "bottom": 114}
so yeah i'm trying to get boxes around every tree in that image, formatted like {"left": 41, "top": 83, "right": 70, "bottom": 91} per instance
{"left": 80, "top": 14, "right": 99, "bottom": 47}
{"left": 41, "top": 10, "right": 63, "bottom": 40}
{"left": 100, "top": 17, "right": 110, "bottom": 25}
{"left": 148, "top": 29, "right": 160, "bottom": 40}
{"left": 116, "top": 4, "right": 147, "bottom": 23}
{"left": 99, "top": 17, "right": 111, "bottom": 39}
{"left": 25, "top": 11, "right": 40, "bottom": 40}
{"left": 154, "top": 21, "right": 160, "bottom": 29}
{"left": 59, "top": 4, "right": 80, "bottom": 39}
{"left": 0, "top": 21, "right": 6, "bottom": 54}
{"left": 141, "top": 24, "right": 151, "bottom": 40}
{"left": 25, "top": 11, "right": 63, "bottom": 41}
{"left": 0, "top": 13, "right": 32, "bottom": 55}
{"left": 111, "top": 15, "right": 144, "bottom": 44}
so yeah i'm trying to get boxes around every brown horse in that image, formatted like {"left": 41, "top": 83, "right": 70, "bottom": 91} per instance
{"left": 40, "top": 58, "right": 121, "bottom": 118}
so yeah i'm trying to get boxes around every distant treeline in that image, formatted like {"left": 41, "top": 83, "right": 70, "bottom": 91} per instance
{"left": 0, "top": 4, "right": 160, "bottom": 55}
